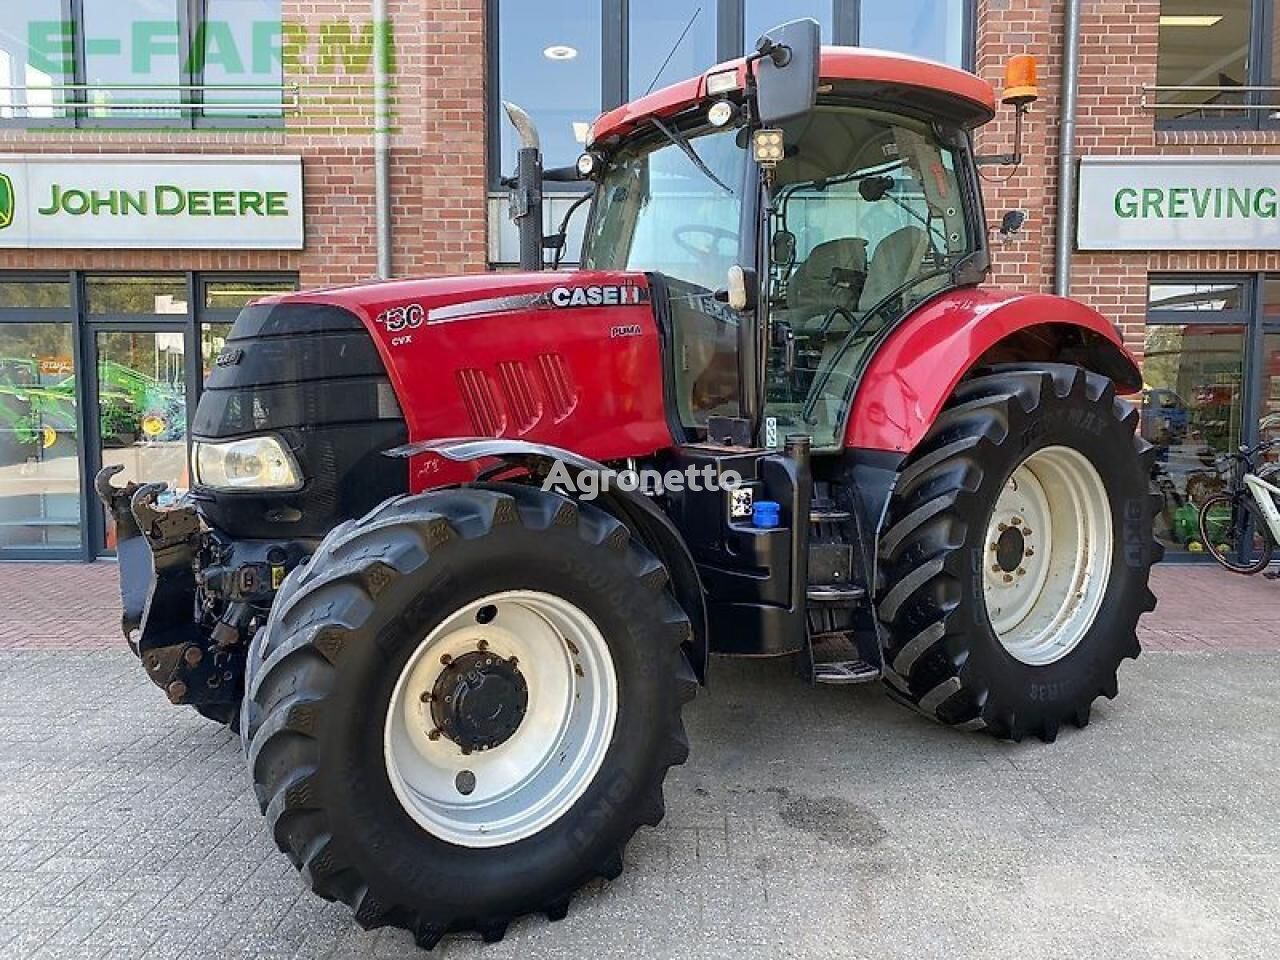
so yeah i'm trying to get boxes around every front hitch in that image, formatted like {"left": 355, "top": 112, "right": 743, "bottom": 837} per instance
{"left": 95, "top": 466, "right": 242, "bottom": 709}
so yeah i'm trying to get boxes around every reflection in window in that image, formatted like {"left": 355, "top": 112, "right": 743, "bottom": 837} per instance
{"left": 1143, "top": 324, "right": 1246, "bottom": 555}
{"left": 745, "top": 0, "right": 832, "bottom": 47}
{"left": 628, "top": 1, "right": 719, "bottom": 98}
{"left": 202, "top": 0, "right": 285, "bottom": 117}
{"left": 1148, "top": 281, "right": 1246, "bottom": 312}
{"left": 201, "top": 323, "right": 234, "bottom": 382}
{"left": 0, "top": 280, "right": 72, "bottom": 310}
{"left": 496, "top": 0, "right": 602, "bottom": 173}
{"left": 203, "top": 278, "right": 298, "bottom": 311}
{"left": 0, "top": 1, "right": 68, "bottom": 120}
{"left": 1155, "top": 0, "right": 1251, "bottom": 122}
{"left": 83, "top": 0, "right": 183, "bottom": 119}
{"left": 861, "top": 0, "right": 967, "bottom": 66}
{"left": 0, "top": 323, "right": 81, "bottom": 550}
{"left": 86, "top": 276, "right": 188, "bottom": 315}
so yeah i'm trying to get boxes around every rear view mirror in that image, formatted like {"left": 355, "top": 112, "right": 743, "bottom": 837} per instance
{"left": 753, "top": 19, "right": 820, "bottom": 128}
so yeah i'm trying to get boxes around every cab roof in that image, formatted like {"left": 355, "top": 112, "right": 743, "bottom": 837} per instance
{"left": 589, "top": 46, "right": 997, "bottom": 145}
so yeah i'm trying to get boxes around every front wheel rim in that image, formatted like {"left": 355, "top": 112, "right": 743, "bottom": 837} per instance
{"left": 384, "top": 590, "right": 618, "bottom": 848}
{"left": 982, "top": 446, "right": 1114, "bottom": 666}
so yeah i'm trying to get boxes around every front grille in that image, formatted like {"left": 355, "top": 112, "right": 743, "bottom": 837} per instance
{"left": 193, "top": 302, "right": 408, "bottom": 540}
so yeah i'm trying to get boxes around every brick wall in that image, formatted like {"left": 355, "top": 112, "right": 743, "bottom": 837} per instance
{"left": 979, "top": 0, "right": 1280, "bottom": 359}
{"left": 0, "top": 0, "right": 489, "bottom": 286}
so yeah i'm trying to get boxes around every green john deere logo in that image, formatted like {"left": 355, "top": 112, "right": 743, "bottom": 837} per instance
{"left": 0, "top": 174, "right": 12, "bottom": 230}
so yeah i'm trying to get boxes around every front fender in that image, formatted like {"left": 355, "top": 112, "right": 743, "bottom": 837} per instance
{"left": 392, "top": 438, "right": 710, "bottom": 683}
{"left": 845, "top": 289, "right": 1141, "bottom": 453}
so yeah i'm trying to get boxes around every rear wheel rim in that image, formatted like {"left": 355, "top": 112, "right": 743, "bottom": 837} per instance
{"left": 982, "top": 446, "right": 1114, "bottom": 666}
{"left": 384, "top": 590, "right": 618, "bottom": 848}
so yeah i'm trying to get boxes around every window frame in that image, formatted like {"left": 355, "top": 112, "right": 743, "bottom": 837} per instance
{"left": 1155, "top": 0, "right": 1279, "bottom": 132}
{"left": 484, "top": 0, "right": 977, "bottom": 190}
{"left": 0, "top": 0, "right": 286, "bottom": 130}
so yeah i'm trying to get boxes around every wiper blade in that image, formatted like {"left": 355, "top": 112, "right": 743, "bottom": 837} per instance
{"left": 650, "top": 116, "right": 735, "bottom": 195}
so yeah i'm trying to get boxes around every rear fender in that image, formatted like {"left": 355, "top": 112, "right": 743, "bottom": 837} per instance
{"left": 845, "top": 289, "right": 1141, "bottom": 454}
{"left": 406, "top": 438, "right": 710, "bottom": 683}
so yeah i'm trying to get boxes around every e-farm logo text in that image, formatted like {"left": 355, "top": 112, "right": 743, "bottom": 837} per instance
{"left": 24, "top": 18, "right": 397, "bottom": 133}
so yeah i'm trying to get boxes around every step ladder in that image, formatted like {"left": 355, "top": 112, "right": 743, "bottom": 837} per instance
{"left": 802, "top": 492, "right": 880, "bottom": 686}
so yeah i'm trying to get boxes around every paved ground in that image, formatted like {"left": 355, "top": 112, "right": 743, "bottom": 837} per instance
{"left": 0, "top": 564, "right": 1277, "bottom": 959}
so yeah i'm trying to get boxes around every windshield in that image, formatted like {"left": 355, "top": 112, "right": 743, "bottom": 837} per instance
{"left": 764, "top": 106, "right": 977, "bottom": 448}
{"left": 582, "top": 126, "right": 747, "bottom": 428}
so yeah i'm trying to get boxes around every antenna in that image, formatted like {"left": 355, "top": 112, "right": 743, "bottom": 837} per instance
{"left": 644, "top": 6, "right": 702, "bottom": 96}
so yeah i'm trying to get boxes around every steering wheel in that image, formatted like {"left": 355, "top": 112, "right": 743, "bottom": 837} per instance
{"left": 673, "top": 225, "right": 738, "bottom": 258}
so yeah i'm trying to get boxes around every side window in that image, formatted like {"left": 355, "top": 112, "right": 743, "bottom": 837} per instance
{"left": 763, "top": 108, "right": 974, "bottom": 449}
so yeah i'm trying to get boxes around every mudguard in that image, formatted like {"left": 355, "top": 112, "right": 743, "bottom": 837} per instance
{"left": 391, "top": 437, "right": 710, "bottom": 683}
{"left": 845, "top": 289, "right": 1142, "bottom": 454}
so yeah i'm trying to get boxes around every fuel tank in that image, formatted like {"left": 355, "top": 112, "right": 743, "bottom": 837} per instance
{"left": 254, "top": 270, "right": 674, "bottom": 494}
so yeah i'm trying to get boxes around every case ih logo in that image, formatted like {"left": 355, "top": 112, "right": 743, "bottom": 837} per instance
{"left": 0, "top": 174, "right": 13, "bottom": 230}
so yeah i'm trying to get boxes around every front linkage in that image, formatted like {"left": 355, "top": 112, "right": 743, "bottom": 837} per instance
{"left": 96, "top": 465, "right": 295, "bottom": 722}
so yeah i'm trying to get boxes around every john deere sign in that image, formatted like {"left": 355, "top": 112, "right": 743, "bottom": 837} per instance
{"left": 1078, "top": 156, "right": 1280, "bottom": 252}
{"left": 0, "top": 155, "right": 303, "bottom": 249}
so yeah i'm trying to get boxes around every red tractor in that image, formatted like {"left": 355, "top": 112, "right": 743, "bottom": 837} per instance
{"left": 99, "top": 21, "right": 1159, "bottom": 949}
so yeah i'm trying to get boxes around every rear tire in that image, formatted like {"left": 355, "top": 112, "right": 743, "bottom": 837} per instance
{"left": 877, "top": 364, "right": 1162, "bottom": 742}
{"left": 241, "top": 484, "right": 694, "bottom": 947}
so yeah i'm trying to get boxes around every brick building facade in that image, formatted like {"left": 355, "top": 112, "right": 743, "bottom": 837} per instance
{"left": 0, "top": 0, "right": 1276, "bottom": 559}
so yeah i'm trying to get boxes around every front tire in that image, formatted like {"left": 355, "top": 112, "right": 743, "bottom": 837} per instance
{"left": 241, "top": 484, "right": 694, "bottom": 947}
{"left": 877, "top": 365, "right": 1162, "bottom": 742}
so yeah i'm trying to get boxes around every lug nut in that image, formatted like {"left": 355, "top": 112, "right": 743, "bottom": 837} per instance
{"left": 991, "top": 565, "right": 1003, "bottom": 573}
{"left": 427, "top": 728, "right": 442, "bottom": 741}
{"left": 476, "top": 639, "right": 488, "bottom": 652}
{"left": 440, "top": 654, "right": 452, "bottom": 666}
{"left": 998, "top": 522, "right": 1008, "bottom": 532}
{"left": 183, "top": 646, "right": 203, "bottom": 667}
{"left": 1025, "top": 548, "right": 1035, "bottom": 558}
{"left": 1017, "top": 567, "right": 1026, "bottom": 576}
{"left": 1011, "top": 516, "right": 1023, "bottom": 526}
{"left": 166, "top": 681, "right": 187, "bottom": 704}
{"left": 1002, "top": 574, "right": 1013, "bottom": 583}
{"left": 1022, "top": 527, "right": 1032, "bottom": 537}
{"left": 419, "top": 690, "right": 432, "bottom": 703}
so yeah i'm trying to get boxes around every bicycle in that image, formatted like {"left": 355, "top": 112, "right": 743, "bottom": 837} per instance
{"left": 1197, "top": 438, "right": 1280, "bottom": 576}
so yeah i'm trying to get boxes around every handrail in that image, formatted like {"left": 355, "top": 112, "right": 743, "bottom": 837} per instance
{"left": 0, "top": 83, "right": 301, "bottom": 115}
{"left": 1141, "top": 85, "right": 1280, "bottom": 111}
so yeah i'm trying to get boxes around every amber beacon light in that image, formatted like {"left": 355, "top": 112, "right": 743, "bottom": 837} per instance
{"left": 1003, "top": 54, "right": 1040, "bottom": 106}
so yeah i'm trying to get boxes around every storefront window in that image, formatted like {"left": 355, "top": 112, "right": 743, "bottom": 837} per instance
{"left": 0, "top": 279, "right": 72, "bottom": 309}
{"left": 0, "top": 0, "right": 70, "bottom": 120}
{"left": 1143, "top": 323, "right": 1247, "bottom": 555}
{"left": 861, "top": 0, "right": 968, "bottom": 66}
{"left": 203, "top": 278, "right": 297, "bottom": 311}
{"left": 201, "top": 323, "right": 234, "bottom": 382}
{"left": 0, "top": 323, "right": 81, "bottom": 551}
{"left": 86, "top": 276, "right": 188, "bottom": 315}
{"left": 82, "top": 0, "right": 183, "bottom": 119}
{"left": 745, "top": 0, "right": 833, "bottom": 47}
{"left": 629, "top": 1, "right": 719, "bottom": 98}
{"left": 1149, "top": 279, "right": 1247, "bottom": 312}
{"left": 202, "top": 0, "right": 285, "bottom": 117}
{"left": 495, "top": 0, "right": 603, "bottom": 173}
{"left": 1155, "top": 0, "right": 1253, "bottom": 124}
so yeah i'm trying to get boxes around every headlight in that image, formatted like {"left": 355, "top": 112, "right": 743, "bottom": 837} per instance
{"left": 193, "top": 436, "right": 303, "bottom": 493}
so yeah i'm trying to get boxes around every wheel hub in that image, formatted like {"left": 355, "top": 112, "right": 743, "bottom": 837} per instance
{"left": 430, "top": 650, "right": 528, "bottom": 753}
{"left": 994, "top": 525, "right": 1027, "bottom": 573}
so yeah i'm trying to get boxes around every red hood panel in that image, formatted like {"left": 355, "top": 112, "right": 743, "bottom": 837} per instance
{"left": 264, "top": 271, "right": 674, "bottom": 488}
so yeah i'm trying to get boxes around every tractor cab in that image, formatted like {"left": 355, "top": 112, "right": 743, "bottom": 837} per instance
{"left": 526, "top": 21, "right": 1014, "bottom": 451}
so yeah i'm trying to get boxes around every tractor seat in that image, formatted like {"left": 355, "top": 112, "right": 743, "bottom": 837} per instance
{"left": 786, "top": 238, "right": 868, "bottom": 333}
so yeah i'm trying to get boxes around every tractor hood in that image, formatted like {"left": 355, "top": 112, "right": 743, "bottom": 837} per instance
{"left": 250, "top": 270, "right": 675, "bottom": 488}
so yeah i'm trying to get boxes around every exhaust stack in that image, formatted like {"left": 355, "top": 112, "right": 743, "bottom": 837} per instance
{"left": 503, "top": 102, "right": 545, "bottom": 271}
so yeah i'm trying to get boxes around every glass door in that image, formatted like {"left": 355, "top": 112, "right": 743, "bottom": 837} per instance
{"left": 92, "top": 328, "right": 188, "bottom": 554}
